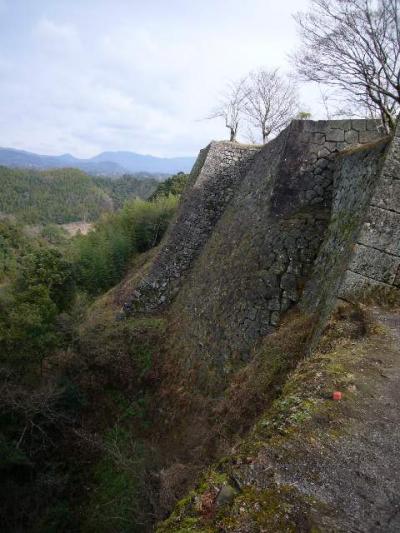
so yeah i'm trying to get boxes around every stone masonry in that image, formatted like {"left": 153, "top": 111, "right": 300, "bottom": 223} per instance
{"left": 123, "top": 119, "right": 390, "bottom": 383}
{"left": 340, "top": 122, "right": 400, "bottom": 298}
{"left": 123, "top": 141, "right": 261, "bottom": 313}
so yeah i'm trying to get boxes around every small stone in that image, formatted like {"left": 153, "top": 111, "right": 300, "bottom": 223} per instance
{"left": 270, "top": 311, "right": 280, "bottom": 325}
{"left": 216, "top": 484, "right": 238, "bottom": 507}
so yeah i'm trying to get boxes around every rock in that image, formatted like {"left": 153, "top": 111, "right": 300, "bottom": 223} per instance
{"left": 216, "top": 484, "right": 238, "bottom": 507}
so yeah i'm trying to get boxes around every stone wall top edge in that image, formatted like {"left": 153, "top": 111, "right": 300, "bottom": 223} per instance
{"left": 291, "top": 118, "right": 381, "bottom": 127}
{"left": 207, "top": 140, "right": 262, "bottom": 150}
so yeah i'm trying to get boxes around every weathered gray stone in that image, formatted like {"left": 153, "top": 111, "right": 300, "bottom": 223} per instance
{"left": 216, "top": 485, "right": 238, "bottom": 507}
{"left": 359, "top": 129, "right": 383, "bottom": 143}
{"left": 349, "top": 244, "right": 400, "bottom": 284}
{"left": 358, "top": 206, "right": 400, "bottom": 256}
{"left": 351, "top": 119, "right": 367, "bottom": 131}
{"left": 370, "top": 178, "right": 400, "bottom": 213}
{"left": 344, "top": 129, "right": 359, "bottom": 144}
{"left": 326, "top": 129, "right": 345, "bottom": 142}
{"left": 339, "top": 270, "right": 391, "bottom": 301}
{"left": 330, "top": 119, "right": 352, "bottom": 130}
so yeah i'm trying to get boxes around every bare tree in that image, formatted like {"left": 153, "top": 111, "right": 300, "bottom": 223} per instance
{"left": 244, "top": 69, "right": 299, "bottom": 143}
{"left": 294, "top": 0, "right": 400, "bottom": 132}
{"left": 207, "top": 78, "right": 247, "bottom": 141}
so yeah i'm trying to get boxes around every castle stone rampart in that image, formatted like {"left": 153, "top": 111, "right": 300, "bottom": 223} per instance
{"left": 121, "top": 118, "right": 400, "bottom": 386}
{"left": 123, "top": 119, "right": 386, "bottom": 380}
{"left": 123, "top": 141, "right": 261, "bottom": 313}
{"left": 300, "top": 138, "right": 389, "bottom": 328}
{"left": 340, "top": 123, "right": 400, "bottom": 297}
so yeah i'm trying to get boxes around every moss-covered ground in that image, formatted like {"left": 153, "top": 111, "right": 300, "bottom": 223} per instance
{"left": 157, "top": 303, "right": 400, "bottom": 532}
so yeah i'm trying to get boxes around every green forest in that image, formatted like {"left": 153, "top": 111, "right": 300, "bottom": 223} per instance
{"left": 0, "top": 170, "right": 188, "bottom": 531}
{"left": 0, "top": 166, "right": 160, "bottom": 224}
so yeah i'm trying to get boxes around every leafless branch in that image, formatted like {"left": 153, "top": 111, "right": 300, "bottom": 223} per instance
{"left": 243, "top": 68, "right": 299, "bottom": 143}
{"left": 293, "top": 0, "right": 400, "bottom": 132}
{"left": 207, "top": 78, "right": 248, "bottom": 141}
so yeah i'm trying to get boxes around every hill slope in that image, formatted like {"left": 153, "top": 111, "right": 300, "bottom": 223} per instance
{"left": 0, "top": 166, "right": 158, "bottom": 224}
{"left": 158, "top": 307, "right": 400, "bottom": 533}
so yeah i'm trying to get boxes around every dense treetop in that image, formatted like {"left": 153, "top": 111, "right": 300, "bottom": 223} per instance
{"left": 0, "top": 166, "right": 159, "bottom": 224}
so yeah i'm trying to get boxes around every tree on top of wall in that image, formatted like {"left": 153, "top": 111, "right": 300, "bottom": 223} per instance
{"left": 243, "top": 68, "right": 299, "bottom": 143}
{"left": 207, "top": 78, "right": 248, "bottom": 142}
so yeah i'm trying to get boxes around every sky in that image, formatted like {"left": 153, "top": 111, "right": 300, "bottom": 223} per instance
{"left": 0, "top": 0, "right": 323, "bottom": 158}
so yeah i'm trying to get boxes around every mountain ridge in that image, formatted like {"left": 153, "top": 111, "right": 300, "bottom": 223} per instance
{"left": 0, "top": 146, "right": 195, "bottom": 176}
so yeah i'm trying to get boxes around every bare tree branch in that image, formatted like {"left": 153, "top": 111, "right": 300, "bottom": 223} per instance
{"left": 243, "top": 68, "right": 299, "bottom": 143}
{"left": 207, "top": 78, "right": 248, "bottom": 141}
{"left": 293, "top": 0, "right": 400, "bottom": 132}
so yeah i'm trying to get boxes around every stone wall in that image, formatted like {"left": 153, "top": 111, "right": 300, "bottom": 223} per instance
{"left": 300, "top": 138, "right": 389, "bottom": 338}
{"left": 121, "top": 117, "right": 396, "bottom": 388}
{"left": 340, "top": 123, "right": 400, "bottom": 298}
{"left": 123, "top": 141, "right": 261, "bottom": 313}
{"left": 160, "top": 119, "right": 384, "bottom": 382}
{"left": 301, "top": 122, "right": 400, "bottom": 351}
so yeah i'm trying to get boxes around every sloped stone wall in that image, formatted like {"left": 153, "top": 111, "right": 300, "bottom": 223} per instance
{"left": 123, "top": 141, "right": 261, "bottom": 313}
{"left": 340, "top": 123, "right": 400, "bottom": 297}
{"left": 302, "top": 121, "right": 400, "bottom": 331}
{"left": 163, "top": 120, "right": 384, "bottom": 379}
{"left": 121, "top": 117, "right": 394, "bottom": 387}
{"left": 300, "top": 138, "right": 389, "bottom": 321}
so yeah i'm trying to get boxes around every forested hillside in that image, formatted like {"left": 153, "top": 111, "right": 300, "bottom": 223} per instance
{"left": 93, "top": 174, "right": 159, "bottom": 209}
{"left": 0, "top": 166, "right": 159, "bottom": 224}
{"left": 0, "top": 187, "right": 183, "bottom": 530}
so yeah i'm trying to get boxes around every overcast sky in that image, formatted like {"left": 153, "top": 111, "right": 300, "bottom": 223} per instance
{"left": 0, "top": 0, "right": 322, "bottom": 158}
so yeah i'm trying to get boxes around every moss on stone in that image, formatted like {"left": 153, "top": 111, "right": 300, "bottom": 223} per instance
{"left": 216, "top": 485, "right": 324, "bottom": 532}
{"left": 157, "top": 304, "right": 378, "bottom": 531}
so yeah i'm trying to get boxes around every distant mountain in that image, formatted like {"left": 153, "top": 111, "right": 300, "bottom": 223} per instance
{"left": 0, "top": 147, "right": 195, "bottom": 176}
{"left": 92, "top": 151, "right": 195, "bottom": 174}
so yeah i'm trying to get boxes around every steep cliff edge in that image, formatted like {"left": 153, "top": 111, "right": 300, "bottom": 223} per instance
{"left": 123, "top": 119, "right": 396, "bottom": 389}
{"left": 111, "top": 119, "right": 400, "bottom": 530}
{"left": 157, "top": 306, "right": 400, "bottom": 532}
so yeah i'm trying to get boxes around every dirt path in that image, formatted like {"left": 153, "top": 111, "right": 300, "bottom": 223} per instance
{"left": 256, "top": 308, "right": 400, "bottom": 532}
{"left": 156, "top": 309, "right": 400, "bottom": 532}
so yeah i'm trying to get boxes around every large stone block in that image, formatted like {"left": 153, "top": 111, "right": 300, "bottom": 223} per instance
{"left": 339, "top": 270, "right": 390, "bottom": 300}
{"left": 326, "top": 129, "right": 345, "bottom": 142}
{"left": 344, "top": 129, "right": 359, "bottom": 144}
{"left": 358, "top": 206, "right": 400, "bottom": 256}
{"left": 370, "top": 177, "right": 400, "bottom": 213}
{"left": 359, "top": 129, "right": 383, "bottom": 143}
{"left": 349, "top": 243, "right": 400, "bottom": 284}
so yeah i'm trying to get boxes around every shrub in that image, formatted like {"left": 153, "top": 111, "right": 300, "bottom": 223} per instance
{"left": 72, "top": 196, "right": 178, "bottom": 294}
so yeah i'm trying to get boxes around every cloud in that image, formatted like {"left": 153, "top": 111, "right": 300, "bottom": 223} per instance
{"left": 0, "top": 0, "right": 320, "bottom": 158}
{"left": 34, "top": 17, "right": 80, "bottom": 54}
